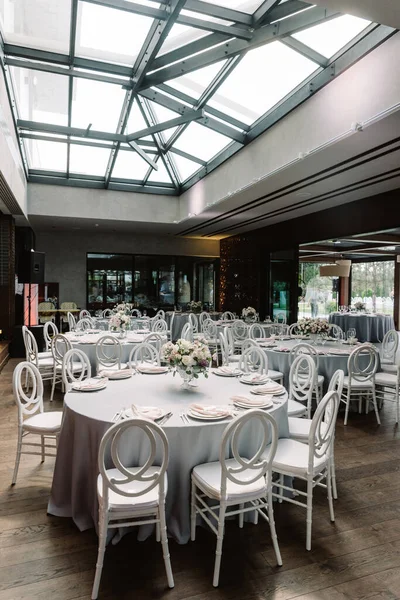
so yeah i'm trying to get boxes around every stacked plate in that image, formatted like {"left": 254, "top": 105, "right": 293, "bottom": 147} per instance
{"left": 250, "top": 381, "right": 285, "bottom": 396}
{"left": 239, "top": 373, "right": 270, "bottom": 385}
{"left": 130, "top": 405, "right": 167, "bottom": 421}
{"left": 187, "top": 403, "right": 232, "bottom": 421}
{"left": 98, "top": 368, "right": 133, "bottom": 380}
{"left": 230, "top": 395, "right": 273, "bottom": 410}
{"left": 136, "top": 365, "right": 169, "bottom": 374}
{"left": 213, "top": 366, "right": 242, "bottom": 377}
{"left": 71, "top": 378, "right": 108, "bottom": 392}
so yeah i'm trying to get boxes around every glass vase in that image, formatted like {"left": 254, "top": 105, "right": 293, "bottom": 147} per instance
{"left": 177, "top": 367, "right": 195, "bottom": 389}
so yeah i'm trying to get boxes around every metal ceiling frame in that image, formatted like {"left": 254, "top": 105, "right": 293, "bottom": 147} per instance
{"left": 0, "top": 0, "right": 395, "bottom": 195}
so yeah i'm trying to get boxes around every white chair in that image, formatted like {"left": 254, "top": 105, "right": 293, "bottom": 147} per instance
{"left": 249, "top": 323, "right": 265, "bottom": 340}
{"left": 154, "top": 309, "right": 165, "bottom": 320}
{"left": 380, "top": 329, "right": 399, "bottom": 373}
{"left": 131, "top": 308, "right": 141, "bottom": 317}
{"left": 199, "top": 311, "right": 209, "bottom": 332}
{"left": 231, "top": 320, "right": 248, "bottom": 347}
{"left": 288, "top": 323, "right": 300, "bottom": 337}
{"left": 11, "top": 362, "right": 62, "bottom": 485}
{"left": 102, "top": 308, "right": 112, "bottom": 318}
{"left": 238, "top": 346, "right": 283, "bottom": 383}
{"left": 91, "top": 418, "right": 174, "bottom": 599}
{"left": 22, "top": 326, "right": 55, "bottom": 387}
{"left": 67, "top": 311, "right": 77, "bottom": 332}
{"left": 342, "top": 344, "right": 380, "bottom": 426}
{"left": 375, "top": 365, "right": 400, "bottom": 423}
{"left": 221, "top": 311, "right": 235, "bottom": 320}
{"left": 189, "top": 313, "right": 202, "bottom": 339}
{"left": 241, "top": 338, "right": 258, "bottom": 353}
{"left": 62, "top": 349, "right": 92, "bottom": 390}
{"left": 144, "top": 332, "right": 164, "bottom": 354}
{"left": 181, "top": 322, "right": 193, "bottom": 342}
{"left": 274, "top": 312, "right": 287, "bottom": 324}
{"left": 271, "top": 390, "right": 339, "bottom": 550}
{"left": 79, "top": 309, "right": 91, "bottom": 320}
{"left": 61, "top": 302, "right": 77, "bottom": 330}
{"left": 152, "top": 318, "right": 168, "bottom": 335}
{"left": 129, "top": 342, "right": 160, "bottom": 368}
{"left": 95, "top": 336, "right": 127, "bottom": 372}
{"left": 76, "top": 317, "right": 94, "bottom": 331}
{"left": 289, "top": 343, "right": 324, "bottom": 405}
{"left": 219, "top": 332, "right": 240, "bottom": 366}
{"left": 328, "top": 323, "right": 344, "bottom": 341}
{"left": 289, "top": 369, "right": 344, "bottom": 499}
{"left": 288, "top": 354, "right": 316, "bottom": 418}
{"left": 38, "top": 301, "right": 55, "bottom": 324}
{"left": 50, "top": 333, "right": 73, "bottom": 401}
{"left": 191, "top": 409, "right": 282, "bottom": 587}
{"left": 43, "top": 321, "right": 58, "bottom": 353}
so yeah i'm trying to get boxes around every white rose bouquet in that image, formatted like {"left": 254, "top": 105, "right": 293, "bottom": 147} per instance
{"left": 354, "top": 301, "right": 366, "bottom": 312}
{"left": 161, "top": 338, "right": 211, "bottom": 379}
{"left": 297, "top": 317, "right": 330, "bottom": 335}
{"left": 187, "top": 300, "right": 202, "bottom": 313}
{"left": 241, "top": 306, "right": 257, "bottom": 321}
{"left": 113, "top": 302, "right": 133, "bottom": 316}
{"left": 109, "top": 310, "right": 131, "bottom": 331}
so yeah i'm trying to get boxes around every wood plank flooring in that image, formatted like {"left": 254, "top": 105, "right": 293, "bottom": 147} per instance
{"left": 1, "top": 358, "right": 400, "bottom": 599}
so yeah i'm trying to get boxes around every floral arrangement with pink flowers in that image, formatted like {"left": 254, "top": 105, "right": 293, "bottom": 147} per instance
{"left": 161, "top": 338, "right": 211, "bottom": 378}
{"left": 297, "top": 317, "right": 329, "bottom": 335}
{"left": 109, "top": 310, "right": 131, "bottom": 331}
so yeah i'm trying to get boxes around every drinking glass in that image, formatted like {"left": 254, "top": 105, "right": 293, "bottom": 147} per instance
{"left": 347, "top": 328, "right": 357, "bottom": 344}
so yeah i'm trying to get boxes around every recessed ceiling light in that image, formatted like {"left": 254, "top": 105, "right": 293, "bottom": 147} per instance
{"left": 95, "top": 223, "right": 99, "bottom": 227}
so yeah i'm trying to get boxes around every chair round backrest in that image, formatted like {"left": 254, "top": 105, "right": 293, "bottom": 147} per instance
{"left": 152, "top": 318, "right": 168, "bottom": 333}
{"left": 96, "top": 336, "right": 122, "bottom": 369}
{"left": 75, "top": 317, "right": 93, "bottom": 331}
{"left": 79, "top": 309, "right": 90, "bottom": 320}
{"left": 67, "top": 311, "right": 77, "bottom": 331}
{"left": 328, "top": 369, "right": 344, "bottom": 397}
{"left": 102, "top": 309, "right": 112, "bottom": 318}
{"left": 382, "top": 329, "right": 398, "bottom": 363}
{"left": 199, "top": 312, "right": 208, "bottom": 330}
{"left": 241, "top": 338, "right": 258, "bottom": 352}
{"left": 347, "top": 344, "right": 379, "bottom": 382}
{"left": 274, "top": 312, "right": 287, "bottom": 324}
{"left": 222, "top": 311, "right": 235, "bottom": 320}
{"left": 329, "top": 323, "right": 344, "bottom": 341}
{"left": 249, "top": 323, "right": 264, "bottom": 340}
{"left": 288, "top": 323, "right": 300, "bottom": 337}
{"left": 239, "top": 346, "right": 268, "bottom": 374}
{"left": 131, "top": 309, "right": 141, "bottom": 317}
{"left": 51, "top": 333, "right": 72, "bottom": 366}
{"left": 202, "top": 318, "right": 216, "bottom": 339}
{"left": 219, "top": 332, "right": 230, "bottom": 366}
{"left": 98, "top": 418, "right": 169, "bottom": 501}
{"left": 44, "top": 321, "right": 58, "bottom": 351}
{"left": 22, "top": 326, "right": 39, "bottom": 365}
{"left": 289, "top": 342, "right": 320, "bottom": 371}
{"left": 144, "top": 332, "right": 163, "bottom": 354}
{"left": 289, "top": 354, "right": 316, "bottom": 403}
{"left": 224, "top": 326, "right": 235, "bottom": 355}
{"left": 219, "top": 409, "right": 278, "bottom": 499}
{"left": 188, "top": 313, "right": 198, "bottom": 333}
{"left": 232, "top": 320, "right": 248, "bottom": 341}
{"left": 13, "top": 362, "right": 44, "bottom": 423}
{"left": 62, "top": 349, "right": 91, "bottom": 388}
{"left": 62, "top": 302, "right": 77, "bottom": 310}
{"left": 129, "top": 342, "right": 160, "bottom": 367}
{"left": 181, "top": 322, "right": 193, "bottom": 342}
{"left": 308, "top": 390, "right": 339, "bottom": 473}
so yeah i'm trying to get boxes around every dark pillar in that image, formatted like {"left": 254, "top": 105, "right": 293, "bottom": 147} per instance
{"left": 0, "top": 214, "right": 15, "bottom": 338}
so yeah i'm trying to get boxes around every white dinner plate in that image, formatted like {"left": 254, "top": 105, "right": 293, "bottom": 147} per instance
{"left": 187, "top": 409, "right": 231, "bottom": 421}
{"left": 213, "top": 368, "right": 241, "bottom": 377}
{"left": 233, "top": 398, "right": 273, "bottom": 410}
{"left": 104, "top": 369, "right": 133, "bottom": 380}
{"left": 71, "top": 380, "right": 107, "bottom": 392}
{"left": 250, "top": 386, "right": 285, "bottom": 396}
{"left": 136, "top": 366, "right": 169, "bottom": 375}
{"left": 123, "top": 406, "right": 167, "bottom": 421}
{"left": 239, "top": 374, "right": 270, "bottom": 385}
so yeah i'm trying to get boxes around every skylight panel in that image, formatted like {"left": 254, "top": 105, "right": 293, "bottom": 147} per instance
{"left": 27, "top": 139, "right": 67, "bottom": 172}
{"left": 147, "top": 159, "right": 173, "bottom": 184}
{"left": 112, "top": 149, "right": 151, "bottom": 180}
{"left": 10, "top": 67, "right": 68, "bottom": 126}
{"left": 69, "top": 145, "right": 112, "bottom": 177}
{"left": 199, "top": 1, "right": 265, "bottom": 13}
{"left": 207, "top": 41, "right": 318, "bottom": 125}
{"left": 293, "top": 15, "right": 371, "bottom": 59}
{"left": 172, "top": 154, "right": 201, "bottom": 182}
{"left": 71, "top": 78, "right": 126, "bottom": 134}
{"left": 76, "top": 2, "right": 154, "bottom": 66}
{"left": 0, "top": 0, "right": 71, "bottom": 52}
{"left": 173, "top": 122, "right": 232, "bottom": 162}
{"left": 155, "top": 23, "right": 209, "bottom": 57}
{"left": 166, "top": 61, "right": 227, "bottom": 101}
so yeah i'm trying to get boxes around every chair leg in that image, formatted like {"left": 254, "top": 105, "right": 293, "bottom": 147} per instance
{"left": 327, "top": 464, "right": 335, "bottom": 523}
{"left": 344, "top": 389, "right": 351, "bottom": 426}
{"left": 254, "top": 500, "right": 259, "bottom": 525}
{"left": 159, "top": 504, "right": 174, "bottom": 588}
{"left": 278, "top": 473, "right": 284, "bottom": 503}
{"left": 156, "top": 522, "right": 160, "bottom": 542}
{"left": 239, "top": 503, "right": 244, "bottom": 528}
{"left": 50, "top": 368, "right": 57, "bottom": 402}
{"left": 306, "top": 478, "right": 313, "bottom": 551}
{"left": 41, "top": 435, "right": 45, "bottom": 462}
{"left": 331, "top": 451, "right": 338, "bottom": 500}
{"left": 11, "top": 428, "right": 23, "bottom": 486}
{"left": 91, "top": 510, "right": 108, "bottom": 600}
{"left": 190, "top": 479, "right": 197, "bottom": 541}
{"left": 267, "top": 488, "right": 282, "bottom": 566}
{"left": 371, "top": 388, "right": 381, "bottom": 425}
{"left": 213, "top": 503, "right": 226, "bottom": 587}
{"left": 396, "top": 385, "right": 399, "bottom": 425}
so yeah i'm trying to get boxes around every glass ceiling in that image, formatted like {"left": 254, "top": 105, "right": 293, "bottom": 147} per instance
{"left": 0, "top": 0, "right": 380, "bottom": 195}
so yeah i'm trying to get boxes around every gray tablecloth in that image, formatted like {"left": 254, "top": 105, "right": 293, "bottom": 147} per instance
{"left": 166, "top": 312, "right": 222, "bottom": 340}
{"left": 263, "top": 339, "right": 380, "bottom": 390}
{"left": 48, "top": 372, "right": 289, "bottom": 544}
{"left": 329, "top": 313, "right": 394, "bottom": 342}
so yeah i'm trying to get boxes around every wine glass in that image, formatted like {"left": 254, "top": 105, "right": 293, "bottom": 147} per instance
{"left": 347, "top": 328, "right": 357, "bottom": 344}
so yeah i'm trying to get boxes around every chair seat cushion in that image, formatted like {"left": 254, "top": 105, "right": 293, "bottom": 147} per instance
{"left": 192, "top": 458, "right": 267, "bottom": 502}
{"left": 228, "top": 355, "right": 241, "bottom": 363}
{"left": 24, "top": 411, "right": 63, "bottom": 433}
{"left": 97, "top": 467, "right": 167, "bottom": 511}
{"left": 288, "top": 418, "right": 328, "bottom": 441}
{"left": 343, "top": 375, "right": 374, "bottom": 389}
{"left": 299, "top": 374, "right": 324, "bottom": 386}
{"left": 268, "top": 369, "right": 283, "bottom": 381}
{"left": 375, "top": 372, "right": 398, "bottom": 387}
{"left": 37, "top": 357, "right": 55, "bottom": 367}
{"left": 270, "top": 438, "right": 327, "bottom": 477}
{"left": 287, "top": 399, "right": 307, "bottom": 417}
{"left": 56, "top": 361, "right": 87, "bottom": 372}
{"left": 381, "top": 364, "right": 398, "bottom": 374}
{"left": 39, "top": 351, "right": 52, "bottom": 359}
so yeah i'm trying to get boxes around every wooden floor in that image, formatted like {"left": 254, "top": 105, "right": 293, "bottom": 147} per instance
{"left": 1, "top": 359, "right": 400, "bottom": 600}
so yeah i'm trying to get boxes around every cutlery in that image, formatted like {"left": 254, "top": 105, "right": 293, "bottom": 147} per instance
{"left": 112, "top": 410, "right": 122, "bottom": 422}
{"left": 180, "top": 412, "right": 190, "bottom": 424}
{"left": 159, "top": 412, "right": 172, "bottom": 425}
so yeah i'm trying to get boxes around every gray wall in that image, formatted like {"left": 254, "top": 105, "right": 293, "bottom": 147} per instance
{"left": 35, "top": 230, "right": 220, "bottom": 308}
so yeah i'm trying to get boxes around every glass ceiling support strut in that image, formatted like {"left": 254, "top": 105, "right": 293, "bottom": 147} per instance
{"left": 253, "top": 1, "right": 283, "bottom": 27}
{"left": 66, "top": 0, "right": 78, "bottom": 179}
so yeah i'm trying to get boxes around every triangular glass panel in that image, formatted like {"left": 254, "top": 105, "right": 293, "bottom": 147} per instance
{"left": 155, "top": 23, "right": 209, "bottom": 58}
{"left": 148, "top": 158, "right": 173, "bottom": 184}
{"left": 173, "top": 122, "right": 231, "bottom": 162}
{"left": 172, "top": 153, "right": 201, "bottom": 183}
{"left": 167, "top": 61, "right": 227, "bottom": 101}
{"left": 293, "top": 15, "right": 371, "bottom": 59}
{"left": 147, "top": 101, "right": 180, "bottom": 143}
{"left": 112, "top": 149, "right": 150, "bottom": 181}
{"left": 125, "top": 99, "right": 149, "bottom": 136}
{"left": 197, "top": 1, "right": 266, "bottom": 13}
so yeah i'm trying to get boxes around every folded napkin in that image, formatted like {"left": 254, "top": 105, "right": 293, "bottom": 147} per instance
{"left": 230, "top": 395, "right": 273, "bottom": 407}
{"left": 126, "top": 335, "right": 145, "bottom": 343}
{"left": 131, "top": 404, "right": 165, "bottom": 421}
{"left": 215, "top": 366, "right": 241, "bottom": 375}
{"left": 72, "top": 378, "right": 107, "bottom": 391}
{"left": 274, "top": 347, "right": 290, "bottom": 352}
{"left": 242, "top": 373, "right": 269, "bottom": 382}
{"left": 250, "top": 382, "right": 284, "bottom": 395}
{"left": 189, "top": 403, "right": 231, "bottom": 417}
{"left": 136, "top": 364, "right": 168, "bottom": 373}
{"left": 99, "top": 368, "right": 132, "bottom": 378}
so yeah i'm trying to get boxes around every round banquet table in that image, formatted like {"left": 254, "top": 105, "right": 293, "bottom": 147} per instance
{"left": 64, "top": 331, "right": 164, "bottom": 374}
{"left": 166, "top": 312, "right": 222, "bottom": 340}
{"left": 261, "top": 339, "right": 380, "bottom": 390}
{"left": 48, "top": 371, "right": 289, "bottom": 544}
{"left": 328, "top": 313, "right": 394, "bottom": 342}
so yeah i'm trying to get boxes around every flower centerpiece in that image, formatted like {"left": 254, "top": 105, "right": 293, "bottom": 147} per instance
{"left": 242, "top": 306, "right": 257, "bottom": 323}
{"left": 353, "top": 301, "right": 366, "bottom": 312}
{"left": 113, "top": 302, "right": 133, "bottom": 315}
{"left": 161, "top": 339, "right": 211, "bottom": 387}
{"left": 187, "top": 300, "right": 202, "bottom": 313}
{"left": 296, "top": 317, "right": 330, "bottom": 338}
{"left": 109, "top": 310, "right": 131, "bottom": 337}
